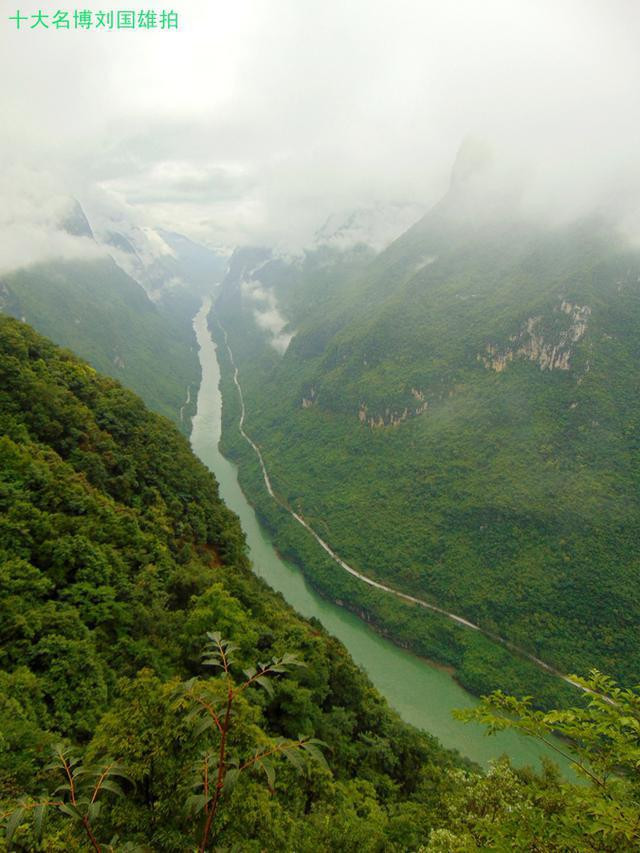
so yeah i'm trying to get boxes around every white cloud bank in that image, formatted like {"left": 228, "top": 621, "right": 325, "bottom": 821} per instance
{"left": 0, "top": 170, "right": 108, "bottom": 274}
{"left": 1, "top": 0, "right": 640, "bottom": 250}
{"left": 241, "top": 279, "right": 294, "bottom": 354}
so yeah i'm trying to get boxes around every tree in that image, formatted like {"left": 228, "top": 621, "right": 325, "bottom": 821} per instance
{"left": 452, "top": 670, "right": 640, "bottom": 850}
{"left": 176, "top": 632, "right": 327, "bottom": 852}
{"left": 1, "top": 744, "right": 130, "bottom": 851}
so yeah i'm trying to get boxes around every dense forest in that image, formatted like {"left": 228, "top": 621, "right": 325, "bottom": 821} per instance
{"left": 4, "top": 0, "right": 640, "bottom": 848}
{"left": 1, "top": 313, "right": 639, "bottom": 850}
{"left": 0, "top": 316, "right": 463, "bottom": 850}
{"left": 212, "top": 182, "right": 640, "bottom": 710}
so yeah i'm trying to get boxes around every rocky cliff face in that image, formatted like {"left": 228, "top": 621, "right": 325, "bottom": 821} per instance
{"left": 480, "top": 301, "right": 591, "bottom": 373}
{"left": 357, "top": 389, "right": 429, "bottom": 429}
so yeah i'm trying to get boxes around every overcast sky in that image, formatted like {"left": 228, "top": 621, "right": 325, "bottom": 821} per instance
{"left": 2, "top": 0, "right": 640, "bottom": 252}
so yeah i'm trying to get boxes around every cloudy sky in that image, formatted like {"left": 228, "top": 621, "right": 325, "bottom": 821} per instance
{"left": 2, "top": 0, "right": 640, "bottom": 252}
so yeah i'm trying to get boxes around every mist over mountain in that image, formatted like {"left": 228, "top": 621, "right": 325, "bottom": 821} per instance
{"left": 213, "top": 150, "right": 640, "bottom": 706}
{"left": 3, "top": 2, "right": 640, "bottom": 848}
{"left": 2, "top": 1, "right": 640, "bottom": 249}
{"left": 0, "top": 196, "right": 226, "bottom": 429}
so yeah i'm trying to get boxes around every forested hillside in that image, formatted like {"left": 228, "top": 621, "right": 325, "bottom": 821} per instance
{"left": 212, "top": 172, "right": 640, "bottom": 709}
{"left": 0, "top": 316, "right": 465, "bottom": 850}
{"left": 0, "top": 196, "right": 230, "bottom": 433}
{"left": 2, "top": 318, "right": 639, "bottom": 850}
{"left": 0, "top": 256, "right": 199, "bottom": 432}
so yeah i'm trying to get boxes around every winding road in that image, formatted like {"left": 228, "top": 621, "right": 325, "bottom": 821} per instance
{"left": 215, "top": 316, "right": 588, "bottom": 697}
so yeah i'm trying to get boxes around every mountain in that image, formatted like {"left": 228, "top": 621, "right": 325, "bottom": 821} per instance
{"left": 0, "top": 255, "right": 199, "bottom": 430}
{"left": 212, "top": 163, "right": 640, "bottom": 708}
{"left": 314, "top": 202, "right": 425, "bottom": 252}
{"left": 101, "top": 222, "right": 228, "bottom": 325}
{"left": 59, "top": 197, "right": 95, "bottom": 239}
{"left": 2, "top": 306, "right": 638, "bottom": 852}
{"left": 0, "top": 199, "right": 226, "bottom": 431}
{"left": 213, "top": 202, "right": 423, "bottom": 364}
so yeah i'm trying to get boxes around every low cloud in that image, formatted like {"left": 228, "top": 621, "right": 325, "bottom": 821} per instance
{"left": 241, "top": 279, "right": 294, "bottom": 354}
{"left": 2, "top": 1, "right": 640, "bottom": 250}
{"left": 0, "top": 225, "right": 105, "bottom": 276}
{"left": 0, "top": 170, "right": 108, "bottom": 274}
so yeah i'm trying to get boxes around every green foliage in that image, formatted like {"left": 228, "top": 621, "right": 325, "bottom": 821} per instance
{"left": 0, "top": 316, "right": 464, "bottom": 849}
{"left": 0, "top": 257, "right": 200, "bottom": 431}
{"left": 178, "top": 633, "right": 327, "bottom": 850}
{"left": 2, "top": 743, "right": 130, "bottom": 851}
{"left": 452, "top": 671, "right": 640, "bottom": 850}
{"left": 213, "top": 316, "right": 578, "bottom": 711}
{"left": 214, "top": 214, "right": 640, "bottom": 708}
{"left": 3, "top": 315, "right": 640, "bottom": 849}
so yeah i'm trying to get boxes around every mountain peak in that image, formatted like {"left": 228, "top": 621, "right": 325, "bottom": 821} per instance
{"left": 59, "top": 198, "right": 95, "bottom": 239}
{"left": 449, "top": 136, "right": 494, "bottom": 192}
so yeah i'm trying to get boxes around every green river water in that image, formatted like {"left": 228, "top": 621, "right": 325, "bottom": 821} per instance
{"left": 190, "top": 300, "right": 574, "bottom": 773}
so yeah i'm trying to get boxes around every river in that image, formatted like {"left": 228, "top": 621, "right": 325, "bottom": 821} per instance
{"left": 190, "top": 298, "right": 574, "bottom": 773}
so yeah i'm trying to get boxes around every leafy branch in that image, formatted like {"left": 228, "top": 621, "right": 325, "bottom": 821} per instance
{"left": 178, "top": 631, "right": 327, "bottom": 852}
{"left": 1, "top": 743, "right": 131, "bottom": 851}
{"left": 455, "top": 670, "right": 640, "bottom": 846}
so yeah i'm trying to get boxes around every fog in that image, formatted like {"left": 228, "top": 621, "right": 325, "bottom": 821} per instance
{"left": 1, "top": 0, "right": 640, "bottom": 259}
{"left": 241, "top": 278, "right": 294, "bottom": 353}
